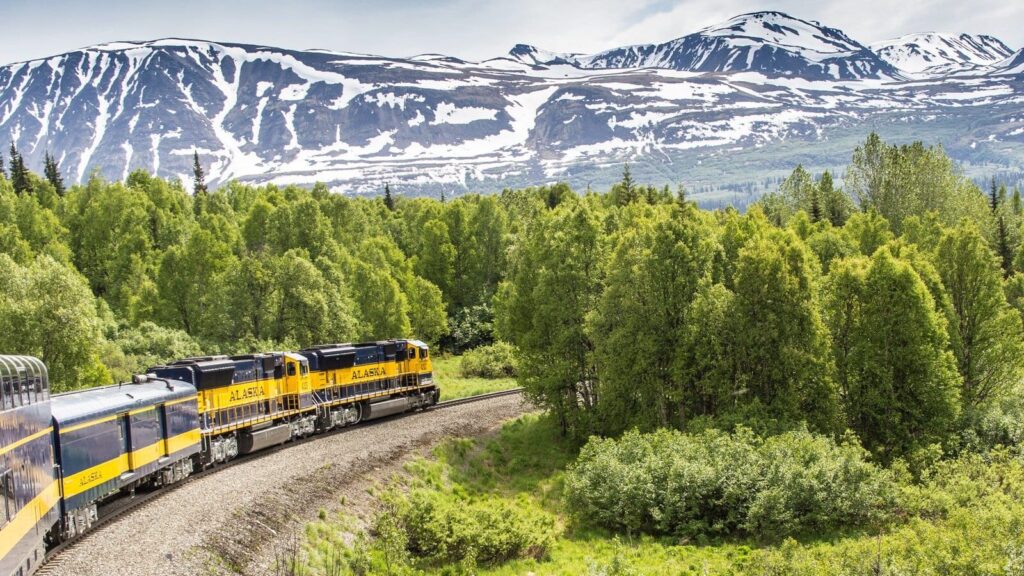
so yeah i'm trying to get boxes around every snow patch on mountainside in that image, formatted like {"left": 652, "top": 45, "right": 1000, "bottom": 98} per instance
{"left": 873, "top": 33, "right": 1013, "bottom": 76}
{"left": 430, "top": 102, "right": 497, "bottom": 125}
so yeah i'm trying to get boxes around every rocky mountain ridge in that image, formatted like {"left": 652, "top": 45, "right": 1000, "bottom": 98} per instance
{"left": 0, "top": 12, "right": 1021, "bottom": 198}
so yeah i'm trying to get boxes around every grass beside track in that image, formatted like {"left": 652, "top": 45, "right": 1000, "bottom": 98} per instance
{"left": 433, "top": 354, "right": 519, "bottom": 402}
{"left": 298, "top": 410, "right": 1024, "bottom": 575}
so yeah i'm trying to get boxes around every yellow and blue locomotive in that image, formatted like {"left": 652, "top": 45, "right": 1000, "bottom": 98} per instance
{"left": 149, "top": 340, "right": 437, "bottom": 465}
{"left": 0, "top": 339, "right": 436, "bottom": 576}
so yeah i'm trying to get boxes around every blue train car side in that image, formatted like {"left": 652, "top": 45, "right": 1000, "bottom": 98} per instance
{"left": 0, "top": 356, "right": 59, "bottom": 576}
{"left": 49, "top": 377, "right": 201, "bottom": 541}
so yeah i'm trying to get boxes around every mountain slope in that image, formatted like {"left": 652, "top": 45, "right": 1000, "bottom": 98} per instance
{"left": 517, "top": 12, "right": 901, "bottom": 80}
{"left": 995, "top": 49, "right": 1024, "bottom": 75}
{"left": 872, "top": 33, "right": 1013, "bottom": 76}
{"left": 0, "top": 15, "right": 1021, "bottom": 198}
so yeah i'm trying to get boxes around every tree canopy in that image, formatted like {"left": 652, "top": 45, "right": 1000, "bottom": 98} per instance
{"left": 0, "top": 131, "right": 1021, "bottom": 464}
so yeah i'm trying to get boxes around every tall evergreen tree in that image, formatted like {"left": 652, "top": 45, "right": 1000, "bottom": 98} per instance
{"left": 990, "top": 177, "right": 1000, "bottom": 213}
{"left": 8, "top": 143, "right": 29, "bottom": 195}
{"left": 383, "top": 182, "right": 395, "bottom": 211}
{"left": 191, "top": 151, "right": 207, "bottom": 197}
{"left": 1013, "top": 187, "right": 1023, "bottom": 216}
{"left": 610, "top": 163, "right": 641, "bottom": 206}
{"left": 809, "top": 187, "right": 822, "bottom": 223}
{"left": 43, "top": 152, "right": 65, "bottom": 197}
{"left": 997, "top": 214, "right": 1014, "bottom": 277}
{"left": 675, "top": 184, "right": 688, "bottom": 207}
{"left": 0, "top": 149, "right": 6, "bottom": 179}
{"left": 620, "top": 163, "right": 634, "bottom": 199}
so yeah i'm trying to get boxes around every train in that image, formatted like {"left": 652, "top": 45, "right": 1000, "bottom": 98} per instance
{"left": 0, "top": 339, "right": 437, "bottom": 576}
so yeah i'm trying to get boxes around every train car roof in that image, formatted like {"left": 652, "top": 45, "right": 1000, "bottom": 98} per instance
{"left": 299, "top": 344, "right": 355, "bottom": 357}
{"left": 51, "top": 379, "right": 197, "bottom": 427}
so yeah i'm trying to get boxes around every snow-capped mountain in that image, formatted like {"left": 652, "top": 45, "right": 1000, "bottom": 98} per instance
{"left": 506, "top": 45, "right": 582, "bottom": 67}
{"left": 0, "top": 12, "right": 1021, "bottom": 198}
{"left": 513, "top": 12, "right": 900, "bottom": 81}
{"left": 996, "top": 49, "right": 1024, "bottom": 75}
{"left": 872, "top": 33, "right": 1013, "bottom": 76}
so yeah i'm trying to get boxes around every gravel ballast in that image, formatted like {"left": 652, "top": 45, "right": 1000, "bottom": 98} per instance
{"left": 47, "top": 394, "right": 530, "bottom": 576}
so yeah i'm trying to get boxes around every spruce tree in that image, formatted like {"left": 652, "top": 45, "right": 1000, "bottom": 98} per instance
{"left": 43, "top": 151, "right": 65, "bottom": 197}
{"left": 9, "top": 143, "right": 29, "bottom": 195}
{"left": 383, "top": 182, "right": 395, "bottom": 211}
{"left": 192, "top": 151, "right": 208, "bottom": 197}
{"left": 809, "top": 187, "right": 822, "bottom": 223}
{"left": 1013, "top": 187, "right": 1023, "bottom": 216}
{"left": 616, "top": 163, "right": 636, "bottom": 205}
{"left": 997, "top": 214, "right": 1014, "bottom": 277}
{"left": 990, "top": 177, "right": 999, "bottom": 213}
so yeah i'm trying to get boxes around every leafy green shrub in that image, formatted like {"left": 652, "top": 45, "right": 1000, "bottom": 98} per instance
{"left": 564, "top": 427, "right": 896, "bottom": 539}
{"left": 745, "top": 448, "right": 1024, "bottom": 575}
{"left": 394, "top": 489, "right": 555, "bottom": 566}
{"left": 438, "top": 303, "right": 494, "bottom": 354}
{"left": 459, "top": 341, "right": 517, "bottom": 379}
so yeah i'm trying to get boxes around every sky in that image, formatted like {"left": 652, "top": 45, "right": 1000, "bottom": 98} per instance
{"left": 2, "top": 0, "right": 1022, "bottom": 65}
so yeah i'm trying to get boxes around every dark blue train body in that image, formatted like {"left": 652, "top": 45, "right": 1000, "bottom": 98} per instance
{"left": 50, "top": 378, "right": 201, "bottom": 538}
{"left": 0, "top": 357, "right": 201, "bottom": 576}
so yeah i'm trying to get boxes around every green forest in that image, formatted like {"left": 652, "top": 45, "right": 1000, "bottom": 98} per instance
{"left": 4, "top": 134, "right": 1024, "bottom": 574}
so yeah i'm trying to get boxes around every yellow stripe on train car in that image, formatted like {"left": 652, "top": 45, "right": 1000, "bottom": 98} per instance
{"left": 61, "top": 454, "right": 130, "bottom": 498}
{"left": 0, "top": 427, "right": 52, "bottom": 458}
{"left": 60, "top": 427, "right": 200, "bottom": 499}
{"left": 165, "top": 429, "right": 201, "bottom": 456}
{"left": 128, "top": 441, "right": 165, "bottom": 470}
{"left": 0, "top": 479, "right": 59, "bottom": 560}
{"left": 59, "top": 415, "right": 118, "bottom": 435}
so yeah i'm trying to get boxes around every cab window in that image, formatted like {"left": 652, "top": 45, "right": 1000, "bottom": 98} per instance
{"left": 300, "top": 363, "right": 308, "bottom": 376}
{"left": 287, "top": 364, "right": 297, "bottom": 377}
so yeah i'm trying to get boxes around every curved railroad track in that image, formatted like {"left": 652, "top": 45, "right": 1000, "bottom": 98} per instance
{"left": 36, "top": 387, "right": 523, "bottom": 575}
